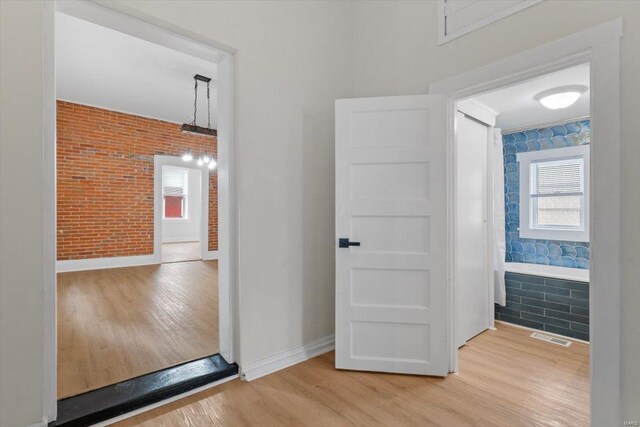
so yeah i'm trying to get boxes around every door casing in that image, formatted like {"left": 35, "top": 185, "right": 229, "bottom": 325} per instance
{"left": 42, "top": 1, "right": 238, "bottom": 422}
{"left": 430, "top": 19, "right": 623, "bottom": 426}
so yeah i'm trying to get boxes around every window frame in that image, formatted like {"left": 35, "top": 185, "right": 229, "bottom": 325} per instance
{"left": 161, "top": 166, "right": 189, "bottom": 221}
{"left": 517, "top": 144, "right": 590, "bottom": 242}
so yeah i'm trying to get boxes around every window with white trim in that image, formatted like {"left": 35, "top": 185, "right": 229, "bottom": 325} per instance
{"left": 517, "top": 145, "right": 589, "bottom": 242}
{"left": 162, "top": 166, "right": 188, "bottom": 220}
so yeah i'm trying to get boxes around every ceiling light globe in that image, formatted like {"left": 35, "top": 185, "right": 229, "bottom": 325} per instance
{"left": 534, "top": 85, "right": 587, "bottom": 110}
{"left": 539, "top": 92, "right": 581, "bottom": 110}
{"left": 182, "top": 152, "right": 193, "bottom": 162}
{"left": 208, "top": 159, "right": 217, "bottom": 170}
{"left": 197, "top": 158, "right": 204, "bottom": 166}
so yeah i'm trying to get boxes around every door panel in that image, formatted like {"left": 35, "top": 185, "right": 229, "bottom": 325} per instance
{"left": 335, "top": 95, "right": 449, "bottom": 376}
{"left": 455, "top": 112, "right": 490, "bottom": 347}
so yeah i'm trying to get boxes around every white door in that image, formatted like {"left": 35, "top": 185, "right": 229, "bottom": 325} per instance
{"left": 335, "top": 95, "right": 449, "bottom": 376}
{"left": 455, "top": 112, "right": 490, "bottom": 347}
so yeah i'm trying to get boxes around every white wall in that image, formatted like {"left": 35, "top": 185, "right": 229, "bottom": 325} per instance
{"left": 1, "top": 1, "right": 638, "bottom": 425}
{"left": 0, "top": 2, "right": 353, "bottom": 425}
{"left": 350, "top": 1, "right": 640, "bottom": 421}
{"left": 162, "top": 167, "right": 202, "bottom": 243}
{"left": 114, "top": 1, "right": 354, "bottom": 374}
{"left": 0, "top": 2, "right": 47, "bottom": 426}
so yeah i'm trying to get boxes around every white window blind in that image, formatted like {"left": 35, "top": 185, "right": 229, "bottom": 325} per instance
{"left": 162, "top": 167, "right": 188, "bottom": 197}
{"left": 533, "top": 159, "right": 583, "bottom": 196}
{"left": 531, "top": 158, "right": 584, "bottom": 228}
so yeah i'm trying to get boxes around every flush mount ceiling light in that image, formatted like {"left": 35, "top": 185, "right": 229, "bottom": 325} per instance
{"left": 181, "top": 74, "right": 217, "bottom": 137}
{"left": 534, "top": 85, "right": 588, "bottom": 110}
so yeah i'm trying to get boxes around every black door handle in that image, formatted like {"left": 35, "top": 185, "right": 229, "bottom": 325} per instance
{"left": 339, "top": 238, "right": 360, "bottom": 248}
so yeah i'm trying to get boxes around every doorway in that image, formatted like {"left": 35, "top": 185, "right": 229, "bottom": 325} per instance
{"left": 452, "top": 63, "right": 592, "bottom": 422}
{"left": 159, "top": 162, "right": 204, "bottom": 264}
{"left": 334, "top": 19, "right": 621, "bottom": 426}
{"left": 45, "top": 1, "right": 237, "bottom": 423}
{"left": 454, "top": 63, "right": 592, "bottom": 348}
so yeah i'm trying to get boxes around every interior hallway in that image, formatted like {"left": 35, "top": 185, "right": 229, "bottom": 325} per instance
{"left": 57, "top": 260, "right": 218, "bottom": 399}
{"left": 115, "top": 322, "right": 589, "bottom": 426}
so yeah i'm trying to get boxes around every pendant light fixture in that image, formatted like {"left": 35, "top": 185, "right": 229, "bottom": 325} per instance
{"left": 181, "top": 74, "right": 217, "bottom": 137}
{"left": 180, "top": 74, "right": 217, "bottom": 171}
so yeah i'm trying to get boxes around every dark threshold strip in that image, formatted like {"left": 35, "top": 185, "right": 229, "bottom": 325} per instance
{"left": 51, "top": 354, "right": 238, "bottom": 427}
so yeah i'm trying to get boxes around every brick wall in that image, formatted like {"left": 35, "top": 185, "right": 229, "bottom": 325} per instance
{"left": 57, "top": 101, "right": 217, "bottom": 260}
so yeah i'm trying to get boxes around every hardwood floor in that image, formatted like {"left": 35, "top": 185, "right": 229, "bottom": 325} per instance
{"left": 115, "top": 323, "right": 589, "bottom": 426}
{"left": 162, "top": 241, "right": 201, "bottom": 263}
{"left": 57, "top": 260, "right": 218, "bottom": 399}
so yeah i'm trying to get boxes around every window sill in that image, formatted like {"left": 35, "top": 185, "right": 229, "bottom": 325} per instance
{"left": 519, "top": 228, "right": 589, "bottom": 243}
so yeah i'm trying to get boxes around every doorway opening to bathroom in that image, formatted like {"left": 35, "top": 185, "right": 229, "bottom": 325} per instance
{"left": 452, "top": 63, "right": 591, "bottom": 423}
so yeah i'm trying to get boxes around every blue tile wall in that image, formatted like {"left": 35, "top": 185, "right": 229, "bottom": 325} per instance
{"left": 503, "top": 120, "right": 590, "bottom": 269}
{"left": 495, "top": 272, "right": 589, "bottom": 341}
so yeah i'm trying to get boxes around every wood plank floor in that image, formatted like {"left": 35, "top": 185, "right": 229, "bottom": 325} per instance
{"left": 57, "top": 260, "right": 218, "bottom": 399}
{"left": 115, "top": 323, "right": 589, "bottom": 426}
{"left": 162, "top": 241, "right": 201, "bottom": 263}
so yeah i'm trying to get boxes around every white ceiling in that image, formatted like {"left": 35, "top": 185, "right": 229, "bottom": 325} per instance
{"left": 55, "top": 12, "right": 218, "bottom": 126}
{"left": 471, "top": 63, "right": 590, "bottom": 130}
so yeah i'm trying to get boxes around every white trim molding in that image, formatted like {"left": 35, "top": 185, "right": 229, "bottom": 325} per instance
{"left": 240, "top": 335, "right": 335, "bottom": 382}
{"left": 56, "top": 254, "right": 159, "bottom": 273}
{"left": 430, "top": 18, "right": 622, "bottom": 426}
{"left": 26, "top": 418, "right": 49, "bottom": 427}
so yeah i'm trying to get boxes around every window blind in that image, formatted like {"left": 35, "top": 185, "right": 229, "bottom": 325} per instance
{"left": 532, "top": 158, "right": 583, "bottom": 197}
{"left": 162, "top": 167, "right": 188, "bottom": 197}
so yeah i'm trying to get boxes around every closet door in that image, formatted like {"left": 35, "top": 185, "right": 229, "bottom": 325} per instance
{"left": 455, "top": 111, "right": 491, "bottom": 347}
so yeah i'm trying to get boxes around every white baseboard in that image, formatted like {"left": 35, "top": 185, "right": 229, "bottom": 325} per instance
{"left": 241, "top": 334, "right": 334, "bottom": 382}
{"left": 56, "top": 254, "right": 159, "bottom": 273}
{"left": 27, "top": 418, "right": 48, "bottom": 427}
{"left": 161, "top": 238, "right": 200, "bottom": 243}
{"left": 202, "top": 250, "right": 219, "bottom": 260}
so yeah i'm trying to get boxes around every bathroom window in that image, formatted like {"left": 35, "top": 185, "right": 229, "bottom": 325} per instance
{"left": 517, "top": 145, "right": 589, "bottom": 242}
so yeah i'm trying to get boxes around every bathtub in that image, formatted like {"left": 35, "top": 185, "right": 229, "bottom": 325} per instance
{"left": 504, "top": 262, "right": 589, "bottom": 283}
{"left": 499, "top": 262, "right": 590, "bottom": 341}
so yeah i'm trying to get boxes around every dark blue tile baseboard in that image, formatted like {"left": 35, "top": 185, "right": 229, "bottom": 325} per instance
{"left": 496, "top": 272, "right": 589, "bottom": 341}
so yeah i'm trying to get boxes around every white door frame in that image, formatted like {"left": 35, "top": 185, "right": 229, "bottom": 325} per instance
{"left": 154, "top": 156, "right": 216, "bottom": 261}
{"left": 42, "top": 1, "right": 238, "bottom": 422}
{"left": 430, "top": 19, "right": 622, "bottom": 426}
